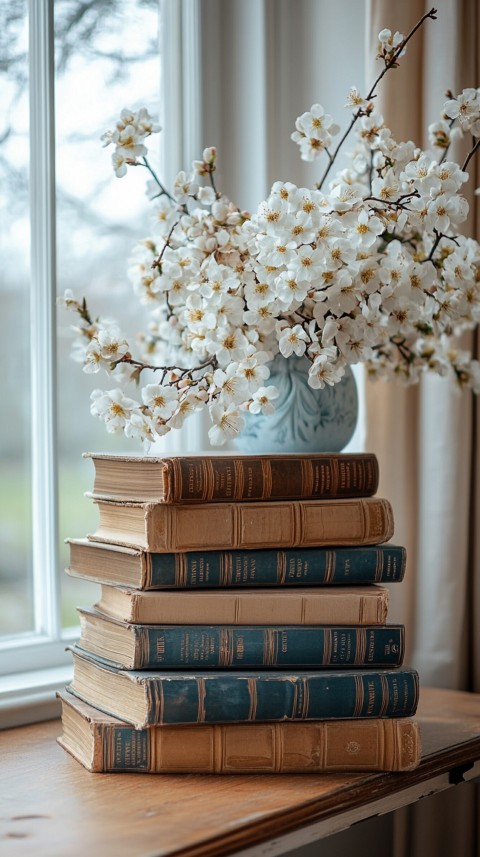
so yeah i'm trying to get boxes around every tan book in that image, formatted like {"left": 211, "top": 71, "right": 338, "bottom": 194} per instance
{"left": 88, "top": 496, "right": 394, "bottom": 553}
{"left": 93, "top": 583, "right": 389, "bottom": 625}
{"left": 57, "top": 691, "right": 421, "bottom": 774}
{"left": 84, "top": 451, "right": 379, "bottom": 503}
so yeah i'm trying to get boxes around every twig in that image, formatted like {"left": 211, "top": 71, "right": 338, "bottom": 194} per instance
{"left": 317, "top": 8, "right": 437, "bottom": 190}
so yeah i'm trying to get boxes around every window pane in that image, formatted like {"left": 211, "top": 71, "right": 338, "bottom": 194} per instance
{"left": 55, "top": 0, "right": 162, "bottom": 627}
{"left": 0, "top": 2, "right": 34, "bottom": 636}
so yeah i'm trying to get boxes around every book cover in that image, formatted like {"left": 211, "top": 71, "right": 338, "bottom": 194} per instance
{"left": 67, "top": 539, "right": 406, "bottom": 590}
{"left": 68, "top": 645, "right": 420, "bottom": 729}
{"left": 85, "top": 451, "right": 379, "bottom": 503}
{"left": 93, "top": 583, "right": 390, "bottom": 625}
{"left": 77, "top": 608, "right": 405, "bottom": 669}
{"left": 88, "top": 496, "right": 395, "bottom": 553}
{"left": 57, "top": 691, "right": 421, "bottom": 774}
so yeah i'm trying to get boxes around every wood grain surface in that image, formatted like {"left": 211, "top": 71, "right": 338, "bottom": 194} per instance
{"left": 1, "top": 687, "right": 480, "bottom": 857}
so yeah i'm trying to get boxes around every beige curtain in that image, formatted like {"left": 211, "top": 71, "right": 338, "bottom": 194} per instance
{"left": 365, "top": 1, "right": 480, "bottom": 855}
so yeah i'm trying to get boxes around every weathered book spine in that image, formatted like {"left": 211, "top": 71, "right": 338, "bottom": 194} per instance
{"left": 145, "top": 544, "right": 406, "bottom": 588}
{"left": 69, "top": 650, "right": 419, "bottom": 726}
{"left": 58, "top": 695, "right": 421, "bottom": 773}
{"left": 163, "top": 453, "right": 379, "bottom": 502}
{"left": 150, "top": 497, "right": 394, "bottom": 552}
{"left": 91, "top": 496, "right": 395, "bottom": 552}
{"left": 85, "top": 624, "right": 405, "bottom": 669}
{"left": 145, "top": 669, "right": 419, "bottom": 725}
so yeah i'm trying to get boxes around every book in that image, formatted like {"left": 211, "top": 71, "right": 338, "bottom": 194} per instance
{"left": 93, "top": 583, "right": 389, "bottom": 625}
{"left": 68, "top": 645, "right": 420, "bottom": 728}
{"left": 77, "top": 608, "right": 404, "bottom": 669}
{"left": 88, "top": 496, "right": 394, "bottom": 553}
{"left": 85, "top": 451, "right": 379, "bottom": 503}
{"left": 66, "top": 539, "right": 406, "bottom": 590}
{"left": 57, "top": 691, "right": 421, "bottom": 774}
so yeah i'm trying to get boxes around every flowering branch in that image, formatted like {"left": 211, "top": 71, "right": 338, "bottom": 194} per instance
{"left": 316, "top": 7, "right": 438, "bottom": 190}
{"left": 58, "top": 13, "right": 480, "bottom": 451}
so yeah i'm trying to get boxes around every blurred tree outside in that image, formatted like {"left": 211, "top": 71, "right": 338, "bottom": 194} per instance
{"left": 0, "top": 0, "right": 162, "bottom": 633}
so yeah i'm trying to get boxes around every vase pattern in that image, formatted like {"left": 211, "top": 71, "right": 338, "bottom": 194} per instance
{"left": 235, "top": 355, "right": 358, "bottom": 454}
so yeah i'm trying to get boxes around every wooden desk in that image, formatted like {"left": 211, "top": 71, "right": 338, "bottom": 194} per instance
{"left": 1, "top": 687, "right": 480, "bottom": 857}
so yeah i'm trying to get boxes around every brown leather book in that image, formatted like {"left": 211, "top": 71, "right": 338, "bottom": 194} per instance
{"left": 84, "top": 452, "right": 379, "bottom": 503}
{"left": 88, "top": 496, "right": 394, "bottom": 553}
{"left": 57, "top": 691, "right": 421, "bottom": 774}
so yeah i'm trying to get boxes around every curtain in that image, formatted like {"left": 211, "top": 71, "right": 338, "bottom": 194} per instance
{"left": 174, "top": 2, "right": 479, "bottom": 854}
{"left": 366, "top": 2, "right": 480, "bottom": 855}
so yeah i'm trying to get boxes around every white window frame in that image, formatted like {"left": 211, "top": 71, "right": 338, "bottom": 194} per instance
{"left": 0, "top": 0, "right": 201, "bottom": 729}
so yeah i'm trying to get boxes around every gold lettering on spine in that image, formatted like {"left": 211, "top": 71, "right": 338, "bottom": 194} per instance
{"left": 197, "top": 678, "right": 206, "bottom": 722}
{"left": 247, "top": 678, "right": 257, "bottom": 720}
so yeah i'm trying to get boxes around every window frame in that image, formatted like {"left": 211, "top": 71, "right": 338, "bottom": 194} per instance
{"left": 0, "top": 0, "right": 200, "bottom": 728}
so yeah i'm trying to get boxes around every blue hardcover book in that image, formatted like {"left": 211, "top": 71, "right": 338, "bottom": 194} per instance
{"left": 78, "top": 608, "right": 405, "bottom": 670}
{"left": 67, "top": 539, "right": 406, "bottom": 589}
{"left": 69, "top": 645, "right": 419, "bottom": 729}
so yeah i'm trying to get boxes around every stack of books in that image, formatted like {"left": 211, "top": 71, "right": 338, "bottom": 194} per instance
{"left": 58, "top": 451, "right": 421, "bottom": 774}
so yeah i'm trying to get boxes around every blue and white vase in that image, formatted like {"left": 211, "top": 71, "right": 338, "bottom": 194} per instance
{"left": 235, "top": 354, "right": 358, "bottom": 454}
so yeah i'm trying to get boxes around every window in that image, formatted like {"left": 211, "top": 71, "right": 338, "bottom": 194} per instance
{"left": 1, "top": 0, "right": 367, "bottom": 726}
{"left": 0, "top": 0, "right": 167, "bottom": 724}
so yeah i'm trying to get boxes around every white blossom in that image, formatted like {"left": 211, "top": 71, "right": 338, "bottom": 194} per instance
{"left": 249, "top": 385, "right": 279, "bottom": 415}
{"left": 141, "top": 383, "right": 178, "bottom": 419}
{"left": 61, "top": 49, "right": 480, "bottom": 452}
{"left": 278, "top": 324, "right": 309, "bottom": 357}
{"left": 208, "top": 402, "right": 245, "bottom": 445}
{"left": 90, "top": 388, "right": 140, "bottom": 433}
{"left": 308, "top": 350, "right": 345, "bottom": 389}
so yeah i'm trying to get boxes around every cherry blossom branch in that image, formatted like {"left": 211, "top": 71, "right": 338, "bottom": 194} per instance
{"left": 209, "top": 170, "right": 219, "bottom": 197}
{"left": 139, "top": 157, "right": 175, "bottom": 202}
{"left": 152, "top": 220, "right": 180, "bottom": 271}
{"left": 113, "top": 354, "right": 218, "bottom": 383}
{"left": 317, "top": 7, "right": 437, "bottom": 190}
